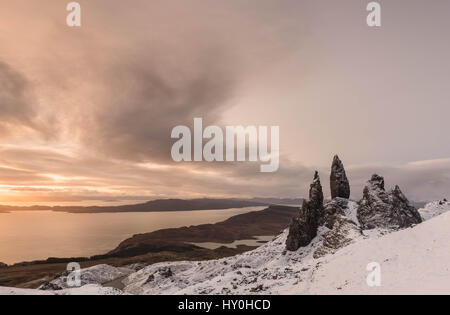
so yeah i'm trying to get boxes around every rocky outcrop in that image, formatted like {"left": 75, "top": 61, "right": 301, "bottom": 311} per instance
{"left": 314, "top": 213, "right": 361, "bottom": 258}
{"left": 286, "top": 172, "right": 323, "bottom": 251}
{"left": 330, "top": 155, "right": 350, "bottom": 199}
{"left": 285, "top": 201, "right": 318, "bottom": 251}
{"left": 39, "top": 282, "right": 64, "bottom": 291}
{"left": 0, "top": 262, "right": 7, "bottom": 268}
{"left": 287, "top": 158, "right": 422, "bottom": 253}
{"left": 357, "top": 174, "right": 422, "bottom": 230}
{"left": 320, "top": 197, "right": 350, "bottom": 228}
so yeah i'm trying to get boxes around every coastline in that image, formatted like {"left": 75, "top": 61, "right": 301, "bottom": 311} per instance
{"left": 0, "top": 198, "right": 267, "bottom": 214}
{"left": 0, "top": 205, "right": 298, "bottom": 288}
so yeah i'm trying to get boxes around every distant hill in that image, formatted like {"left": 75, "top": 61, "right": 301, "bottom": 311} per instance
{"left": 0, "top": 198, "right": 267, "bottom": 213}
{"left": 0, "top": 197, "right": 426, "bottom": 214}
{"left": 247, "top": 197, "right": 303, "bottom": 206}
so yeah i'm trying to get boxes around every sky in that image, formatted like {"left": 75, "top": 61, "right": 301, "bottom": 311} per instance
{"left": 0, "top": 0, "right": 449, "bottom": 205}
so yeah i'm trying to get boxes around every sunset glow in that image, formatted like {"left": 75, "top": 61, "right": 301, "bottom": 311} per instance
{"left": 1, "top": 1, "right": 450, "bottom": 205}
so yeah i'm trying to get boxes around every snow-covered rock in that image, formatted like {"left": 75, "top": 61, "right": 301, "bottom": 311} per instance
{"left": 357, "top": 174, "right": 422, "bottom": 230}
{"left": 39, "top": 264, "right": 133, "bottom": 290}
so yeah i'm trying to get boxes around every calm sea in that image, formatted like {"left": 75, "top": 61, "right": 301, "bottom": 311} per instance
{"left": 0, "top": 206, "right": 264, "bottom": 265}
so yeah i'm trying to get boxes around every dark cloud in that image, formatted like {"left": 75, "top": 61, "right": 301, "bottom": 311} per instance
{"left": 85, "top": 46, "right": 236, "bottom": 162}
{"left": 0, "top": 62, "right": 37, "bottom": 134}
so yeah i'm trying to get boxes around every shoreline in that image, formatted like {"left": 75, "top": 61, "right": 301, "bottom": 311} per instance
{"left": 0, "top": 198, "right": 267, "bottom": 214}
{"left": 0, "top": 205, "right": 298, "bottom": 288}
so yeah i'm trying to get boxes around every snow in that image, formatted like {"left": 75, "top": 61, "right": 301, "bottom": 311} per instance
{"left": 0, "top": 284, "right": 122, "bottom": 295}
{"left": 41, "top": 264, "right": 133, "bottom": 289}
{"left": 1, "top": 200, "right": 449, "bottom": 295}
{"left": 419, "top": 200, "right": 450, "bottom": 221}
{"left": 309, "top": 211, "right": 450, "bottom": 294}
{"left": 121, "top": 200, "right": 449, "bottom": 294}
{"left": 344, "top": 200, "right": 359, "bottom": 226}
{"left": 121, "top": 201, "right": 369, "bottom": 294}
{"left": 0, "top": 287, "right": 54, "bottom": 295}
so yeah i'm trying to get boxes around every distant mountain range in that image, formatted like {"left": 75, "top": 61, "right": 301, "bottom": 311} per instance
{"left": 0, "top": 198, "right": 304, "bottom": 213}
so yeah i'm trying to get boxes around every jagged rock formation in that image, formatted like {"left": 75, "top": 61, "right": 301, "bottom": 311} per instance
{"left": 357, "top": 174, "right": 422, "bottom": 230}
{"left": 286, "top": 172, "right": 323, "bottom": 251}
{"left": 330, "top": 155, "right": 350, "bottom": 199}
{"left": 287, "top": 157, "right": 422, "bottom": 253}
{"left": 0, "top": 262, "right": 7, "bottom": 268}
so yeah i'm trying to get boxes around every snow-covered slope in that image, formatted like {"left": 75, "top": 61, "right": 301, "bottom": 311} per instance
{"left": 122, "top": 200, "right": 362, "bottom": 294}
{"left": 309, "top": 210, "right": 450, "bottom": 294}
{"left": 0, "top": 284, "right": 123, "bottom": 295}
{"left": 419, "top": 199, "right": 450, "bottom": 221}
{"left": 121, "top": 212, "right": 449, "bottom": 295}
{"left": 39, "top": 264, "right": 133, "bottom": 290}
{"left": 120, "top": 200, "right": 449, "bottom": 295}
{"left": 1, "top": 201, "right": 449, "bottom": 295}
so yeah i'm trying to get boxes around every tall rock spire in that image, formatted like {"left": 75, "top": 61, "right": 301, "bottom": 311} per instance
{"left": 309, "top": 171, "right": 324, "bottom": 210}
{"left": 286, "top": 171, "right": 323, "bottom": 251}
{"left": 330, "top": 155, "right": 350, "bottom": 199}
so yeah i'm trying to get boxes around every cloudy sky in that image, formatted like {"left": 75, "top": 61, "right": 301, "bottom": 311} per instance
{"left": 0, "top": 0, "right": 449, "bottom": 205}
